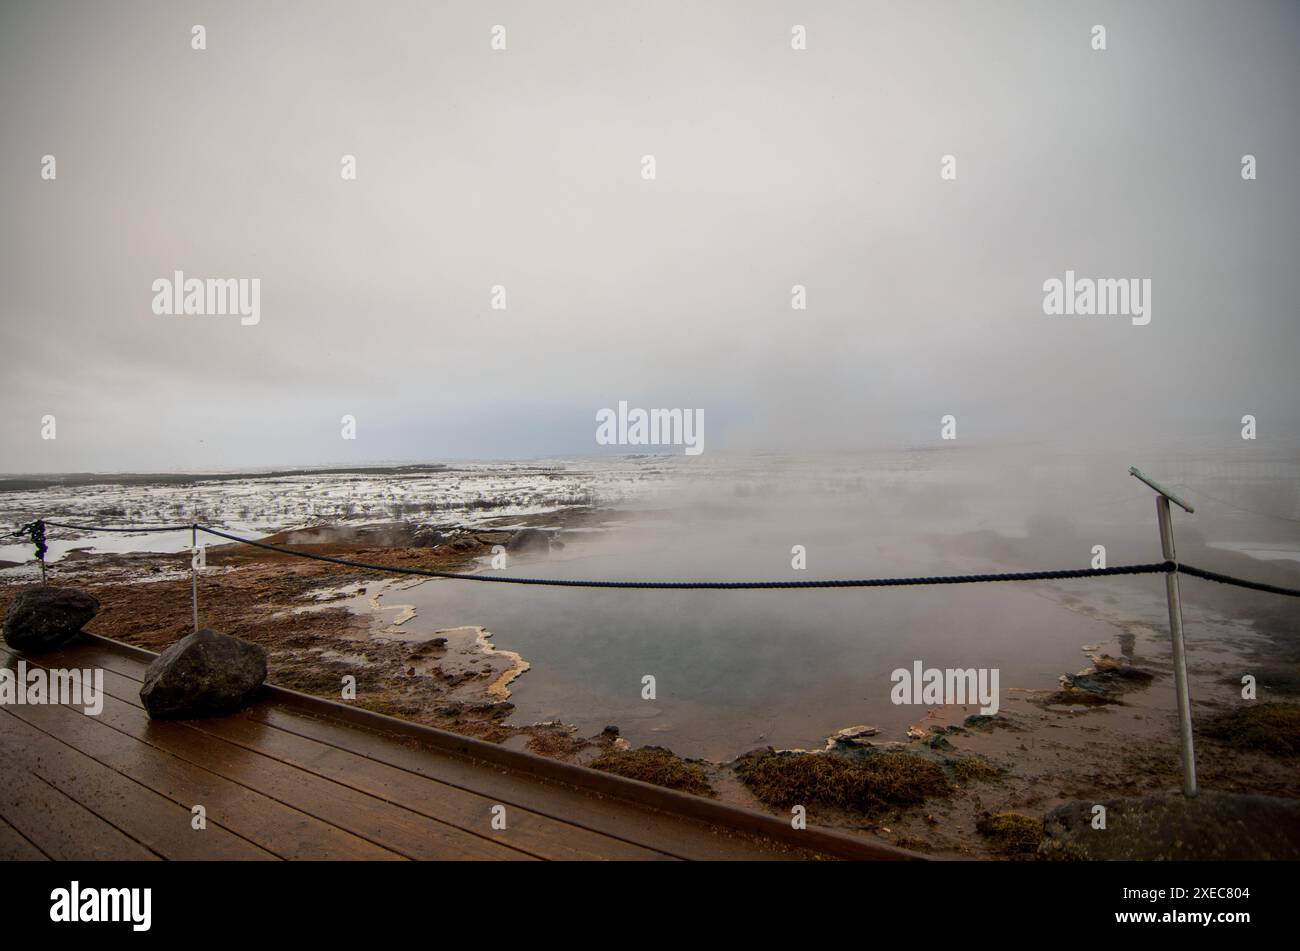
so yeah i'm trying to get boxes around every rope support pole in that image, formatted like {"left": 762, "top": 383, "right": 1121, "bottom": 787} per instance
{"left": 191, "top": 523, "right": 199, "bottom": 634}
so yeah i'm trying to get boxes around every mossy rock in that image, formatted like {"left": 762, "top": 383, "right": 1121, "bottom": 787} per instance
{"left": 976, "top": 812, "right": 1043, "bottom": 855}
{"left": 951, "top": 757, "right": 1006, "bottom": 783}
{"left": 1036, "top": 663, "right": 1156, "bottom": 709}
{"left": 734, "top": 750, "right": 950, "bottom": 814}
{"left": 963, "top": 713, "right": 1019, "bottom": 732}
{"left": 1063, "top": 665, "right": 1154, "bottom": 696}
{"left": 589, "top": 746, "right": 714, "bottom": 797}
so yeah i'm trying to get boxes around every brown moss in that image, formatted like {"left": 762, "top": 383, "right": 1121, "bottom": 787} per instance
{"left": 734, "top": 751, "right": 951, "bottom": 814}
{"left": 951, "top": 757, "right": 1006, "bottom": 783}
{"left": 589, "top": 746, "right": 715, "bottom": 797}
{"left": 526, "top": 729, "right": 587, "bottom": 758}
{"left": 1201, "top": 702, "right": 1300, "bottom": 755}
{"left": 976, "top": 812, "right": 1042, "bottom": 854}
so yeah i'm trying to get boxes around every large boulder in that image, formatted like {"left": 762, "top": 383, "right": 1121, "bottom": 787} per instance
{"left": 3, "top": 586, "right": 100, "bottom": 653}
{"left": 140, "top": 628, "right": 267, "bottom": 719}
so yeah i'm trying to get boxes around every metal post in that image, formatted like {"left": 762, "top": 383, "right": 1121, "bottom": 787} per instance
{"left": 191, "top": 524, "right": 199, "bottom": 634}
{"left": 1156, "top": 495, "right": 1197, "bottom": 796}
{"left": 34, "top": 520, "right": 47, "bottom": 585}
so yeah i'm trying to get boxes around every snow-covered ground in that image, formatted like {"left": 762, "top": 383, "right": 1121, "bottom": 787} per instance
{"left": 3, "top": 447, "right": 1298, "bottom": 567}
{"left": 0, "top": 456, "right": 702, "bottom": 562}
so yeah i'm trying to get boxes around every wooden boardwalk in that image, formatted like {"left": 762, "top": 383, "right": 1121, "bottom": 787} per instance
{"left": 0, "top": 634, "right": 917, "bottom": 861}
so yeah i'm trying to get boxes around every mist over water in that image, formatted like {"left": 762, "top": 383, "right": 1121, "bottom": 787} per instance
{"left": 397, "top": 446, "right": 1300, "bottom": 758}
{"left": 4, "top": 442, "right": 1296, "bottom": 758}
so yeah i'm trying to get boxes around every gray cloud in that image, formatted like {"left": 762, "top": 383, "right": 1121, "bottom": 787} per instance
{"left": 2, "top": 0, "right": 1298, "bottom": 470}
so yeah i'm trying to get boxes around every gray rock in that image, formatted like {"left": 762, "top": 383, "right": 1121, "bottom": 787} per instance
{"left": 3, "top": 586, "right": 100, "bottom": 653}
{"left": 963, "top": 713, "right": 1019, "bottom": 732}
{"left": 1062, "top": 664, "right": 1154, "bottom": 698}
{"left": 411, "top": 525, "right": 455, "bottom": 548}
{"left": 506, "top": 528, "right": 550, "bottom": 554}
{"left": 140, "top": 628, "right": 267, "bottom": 719}
{"left": 827, "top": 725, "right": 880, "bottom": 749}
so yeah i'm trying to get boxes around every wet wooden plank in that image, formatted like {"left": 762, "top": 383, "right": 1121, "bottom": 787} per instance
{"left": 15, "top": 637, "right": 908, "bottom": 860}
{"left": 0, "top": 756, "right": 158, "bottom": 860}
{"left": 42, "top": 640, "right": 815, "bottom": 859}
{"left": 28, "top": 652, "right": 671, "bottom": 861}
{"left": 258, "top": 705, "right": 820, "bottom": 859}
{"left": 0, "top": 673, "right": 403, "bottom": 861}
{"left": 83, "top": 695, "right": 532, "bottom": 861}
{"left": 0, "top": 707, "right": 275, "bottom": 861}
{"left": 5, "top": 645, "right": 532, "bottom": 859}
{"left": 45, "top": 643, "right": 803, "bottom": 859}
{"left": 56, "top": 639, "right": 150, "bottom": 679}
{"left": 183, "top": 713, "right": 671, "bottom": 861}
{"left": 0, "top": 815, "right": 48, "bottom": 860}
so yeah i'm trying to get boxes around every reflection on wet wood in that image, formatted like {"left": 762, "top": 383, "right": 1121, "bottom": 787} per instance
{"left": 0, "top": 635, "right": 916, "bottom": 861}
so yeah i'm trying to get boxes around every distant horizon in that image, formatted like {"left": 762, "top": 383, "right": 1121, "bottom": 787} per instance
{"left": 4, "top": 431, "right": 1300, "bottom": 483}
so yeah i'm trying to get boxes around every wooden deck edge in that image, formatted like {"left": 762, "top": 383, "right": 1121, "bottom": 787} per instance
{"left": 83, "top": 631, "right": 929, "bottom": 861}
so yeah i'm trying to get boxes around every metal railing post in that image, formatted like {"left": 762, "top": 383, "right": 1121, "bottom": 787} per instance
{"left": 1156, "top": 495, "right": 1197, "bottom": 796}
{"left": 191, "top": 524, "right": 199, "bottom": 634}
{"left": 1130, "top": 467, "right": 1199, "bottom": 797}
{"left": 38, "top": 520, "right": 47, "bottom": 585}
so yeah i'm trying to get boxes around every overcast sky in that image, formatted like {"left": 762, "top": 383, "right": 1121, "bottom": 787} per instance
{"left": 2, "top": 0, "right": 1298, "bottom": 472}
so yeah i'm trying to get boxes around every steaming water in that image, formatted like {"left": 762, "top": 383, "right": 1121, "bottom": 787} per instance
{"left": 6, "top": 446, "right": 1297, "bottom": 759}
{"left": 391, "top": 446, "right": 1300, "bottom": 759}
{"left": 399, "top": 531, "right": 1121, "bottom": 759}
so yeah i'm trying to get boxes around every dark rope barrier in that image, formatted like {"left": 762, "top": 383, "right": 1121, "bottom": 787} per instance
{"left": 194, "top": 524, "right": 1176, "bottom": 588}
{"left": 1176, "top": 562, "right": 1300, "bottom": 598}
{"left": 43, "top": 520, "right": 194, "bottom": 533}
{"left": 15, "top": 518, "right": 1300, "bottom": 597}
